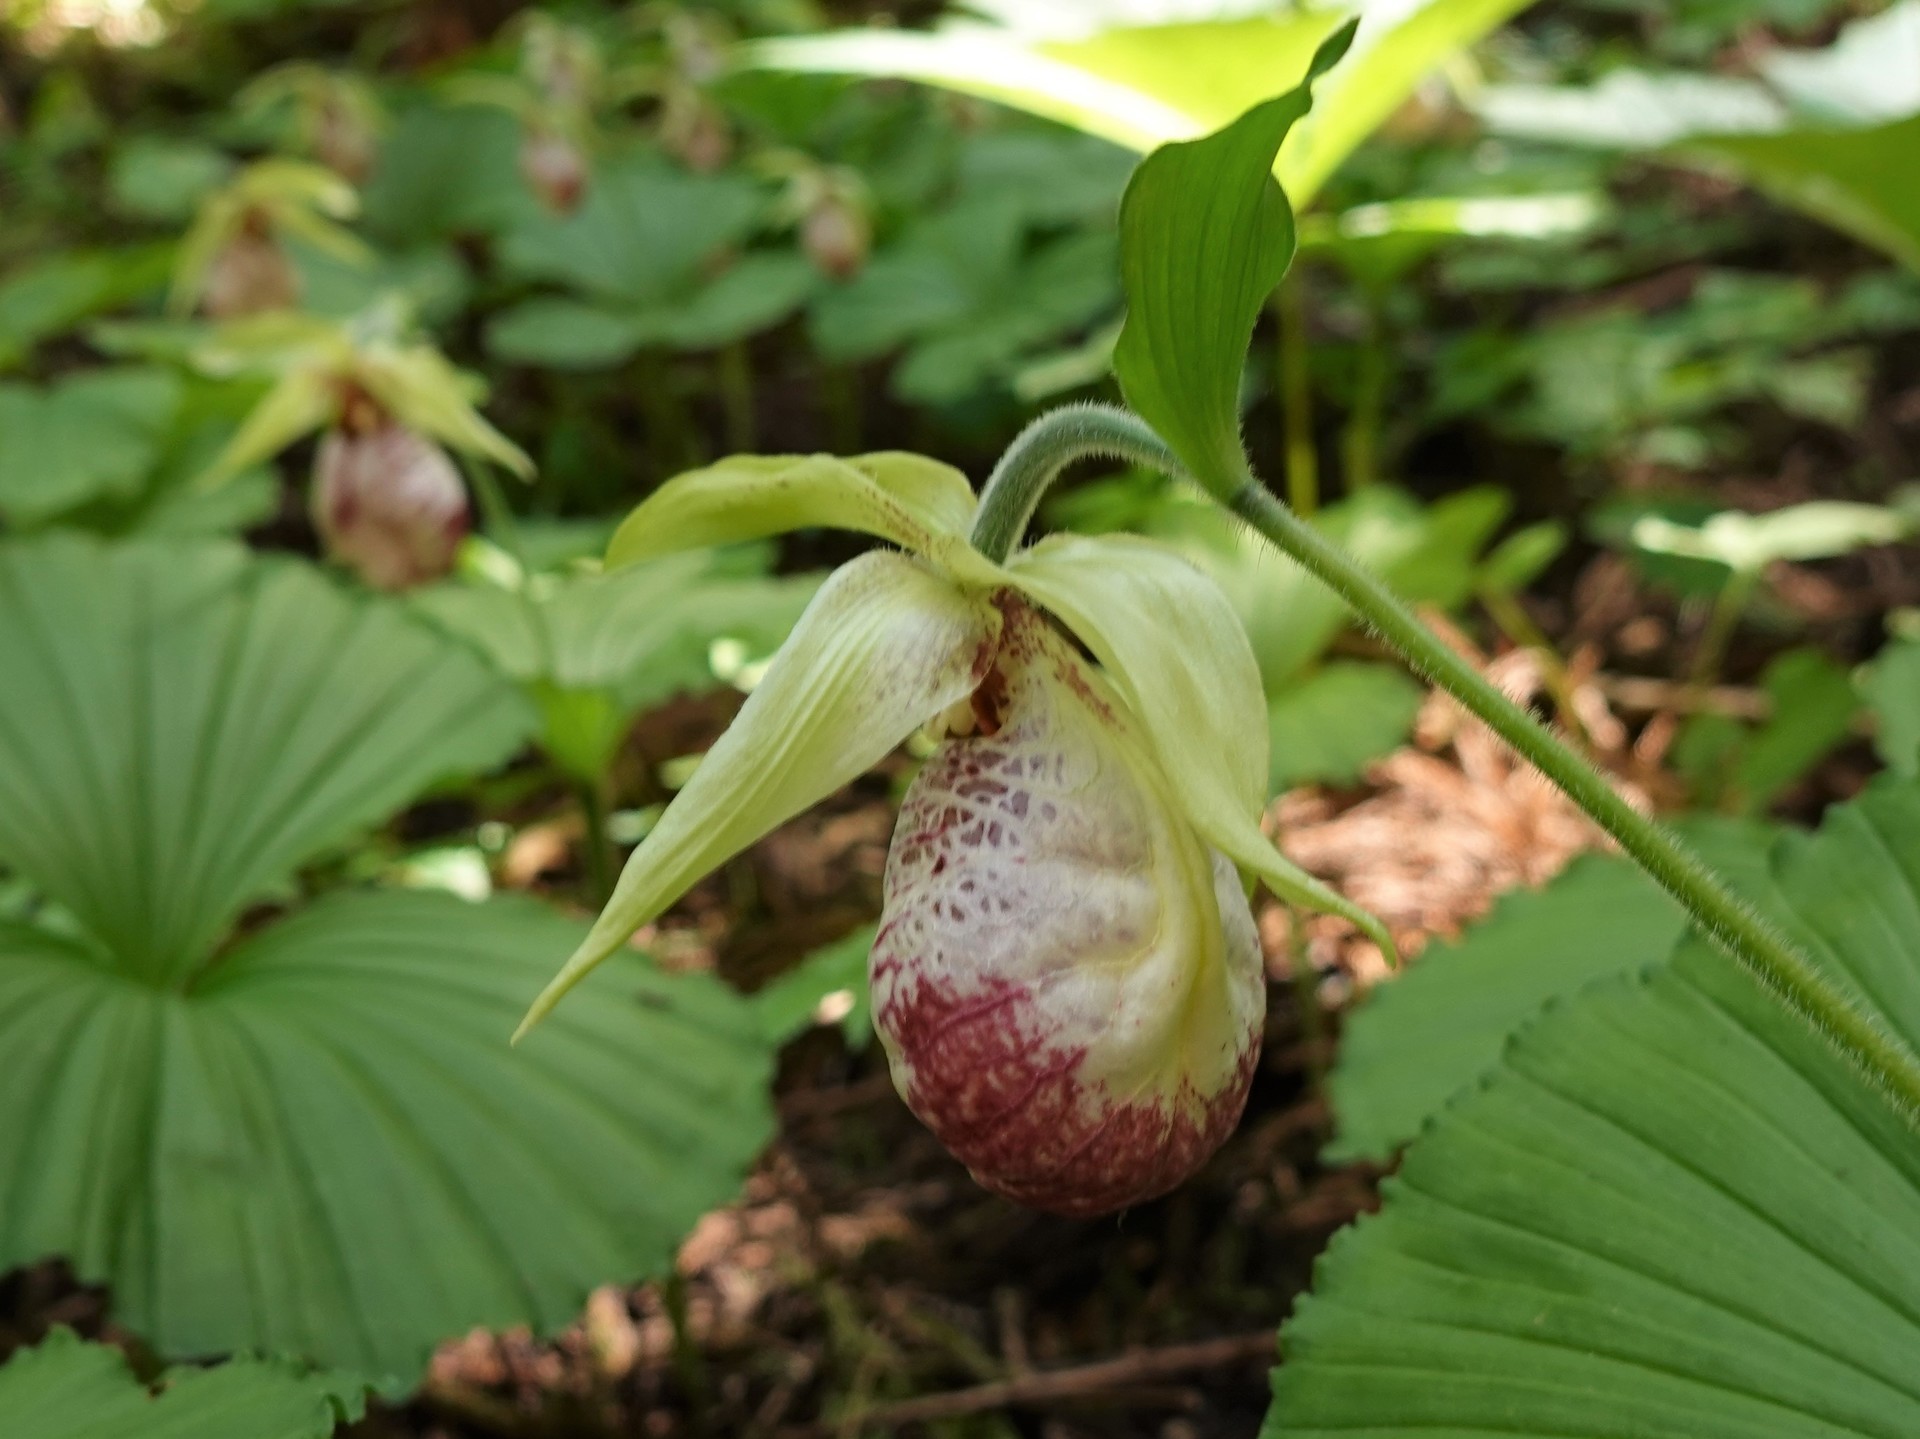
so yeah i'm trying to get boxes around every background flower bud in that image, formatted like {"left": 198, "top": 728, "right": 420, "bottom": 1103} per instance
{"left": 202, "top": 220, "right": 300, "bottom": 319}
{"left": 872, "top": 599, "right": 1265, "bottom": 1217}
{"left": 659, "top": 90, "right": 732, "bottom": 173}
{"left": 800, "top": 192, "right": 872, "bottom": 280}
{"left": 519, "top": 130, "right": 589, "bottom": 214}
{"left": 310, "top": 419, "right": 470, "bottom": 591}
{"left": 313, "top": 96, "right": 377, "bottom": 184}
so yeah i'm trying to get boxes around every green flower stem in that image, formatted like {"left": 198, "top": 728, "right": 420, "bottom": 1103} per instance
{"left": 1688, "top": 567, "right": 1759, "bottom": 694}
{"left": 970, "top": 402, "right": 1191, "bottom": 561}
{"left": 970, "top": 401, "right": 1920, "bottom": 1123}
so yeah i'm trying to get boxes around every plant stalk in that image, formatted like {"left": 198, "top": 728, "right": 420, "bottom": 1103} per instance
{"left": 1341, "top": 307, "right": 1387, "bottom": 491}
{"left": 717, "top": 339, "right": 756, "bottom": 454}
{"left": 968, "top": 401, "right": 1920, "bottom": 1124}
{"left": 970, "top": 402, "right": 1193, "bottom": 561}
{"left": 1686, "top": 567, "right": 1758, "bottom": 695}
{"left": 1274, "top": 275, "right": 1319, "bottom": 515}
{"left": 577, "top": 779, "right": 614, "bottom": 906}
{"left": 1237, "top": 480, "right": 1920, "bottom": 1123}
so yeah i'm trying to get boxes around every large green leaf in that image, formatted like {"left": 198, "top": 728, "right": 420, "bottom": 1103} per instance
{"left": 0, "top": 368, "right": 182, "bottom": 523}
{"left": 0, "top": 535, "right": 533, "bottom": 986}
{"left": 359, "top": 104, "right": 541, "bottom": 245}
{"left": 1270, "top": 778, "right": 1920, "bottom": 1434}
{"left": 1112, "top": 24, "right": 1353, "bottom": 499}
{"left": 752, "top": 0, "right": 1535, "bottom": 206}
{"left": 1266, "top": 661, "right": 1423, "bottom": 794}
{"left": 1478, "top": 3, "right": 1920, "bottom": 272}
{"left": 1686, "top": 117, "right": 1920, "bottom": 275}
{"left": 412, "top": 548, "right": 818, "bottom": 778}
{"left": 0, "top": 535, "right": 774, "bottom": 1382}
{"left": 1328, "top": 817, "right": 1777, "bottom": 1161}
{"left": 0, "top": 248, "right": 171, "bottom": 371}
{"left": 1861, "top": 635, "right": 1920, "bottom": 776}
{"left": 497, "top": 155, "right": 765, "bottom": 306}
{"left": 0, "top": 1329, "right": 360, "bottom": 1439}
{"left": 0, "top": 891, "right": 774, "bottom": 1383}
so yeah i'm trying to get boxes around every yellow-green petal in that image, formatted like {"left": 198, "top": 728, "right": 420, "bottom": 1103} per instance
{"left": 358, "top": 345, "right": 533, "bottom": 479}
{"left": 194, "top": 367, "right": 336, "bottom": 490}
{"left": 604, "top": 452, "right": 982, "bottom": 572}
{"left": 516, "top": 550, "right": 1002, "bottom": 1038}
{"left": 1008, "top": 532, "right": 1396, "bottom": 960}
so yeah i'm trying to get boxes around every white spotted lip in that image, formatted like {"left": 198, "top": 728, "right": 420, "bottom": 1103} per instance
{"left": 310, "top": 422, "right": 469, "bottom": 591}
{"left": 870, "top": 596, "right": 1266, "bottom": 1218}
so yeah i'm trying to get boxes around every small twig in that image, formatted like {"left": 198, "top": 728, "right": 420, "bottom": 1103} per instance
{"left": 794, "top": 1331, "right": 1275, "bottom": 1434}
{"left": 992, "top": 1288, "right": 1032, "bottom": 1378}
{"left": 1595, "top": 672, "right": 1771, "bottom": 721}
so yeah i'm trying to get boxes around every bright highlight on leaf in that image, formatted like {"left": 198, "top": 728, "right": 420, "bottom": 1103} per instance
{"left": 749, "top": 0, "right": 1535, "bottom": 205}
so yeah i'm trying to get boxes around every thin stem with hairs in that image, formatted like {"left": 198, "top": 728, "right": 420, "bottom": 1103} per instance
{"left": 966, "top": 401, "right": 1920, "bottom": 1125}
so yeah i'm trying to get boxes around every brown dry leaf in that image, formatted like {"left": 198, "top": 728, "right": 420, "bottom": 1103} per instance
{"left": 1268, "top": 627, "right": 1647, "bottom": 989}
{"left": 499, "top": 817, "right": 578, "bottom": 889}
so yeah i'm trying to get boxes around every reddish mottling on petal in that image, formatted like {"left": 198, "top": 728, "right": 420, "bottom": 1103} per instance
{"left": 878, "top": 962, "right": 1258, "bottom": 1217}
{"left": 871, "top": 596, "right": 1266, "bottom": 1219}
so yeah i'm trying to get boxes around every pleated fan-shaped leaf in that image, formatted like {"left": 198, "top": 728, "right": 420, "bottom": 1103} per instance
{"left": 0, "top": 535, "right": 779, "bottom": 1384}
{"left": 0, "top": 534, "right": 534, "bottom": 983}
{"left": 1267, "top": 776, "right": 1920, "bottom": 1436}
{"left": 1327, "top": 815, "right": 1778, "bottom": 1161}
{"left": 0, "top": 893, "right": 774, "bottom": 1383}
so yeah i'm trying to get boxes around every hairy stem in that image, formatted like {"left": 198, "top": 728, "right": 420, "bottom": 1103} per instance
{"left": 970, "top": 402, "right": 1188, "bottom": 562}
{"left": 973, "top": 401, "right": 1920, "bottom": 1122}
{"left": 1237, "top": 489, "right": 1920, "bottom": 1124}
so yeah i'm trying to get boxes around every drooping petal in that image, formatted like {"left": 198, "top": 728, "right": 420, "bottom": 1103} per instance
{"left": 311, "top": 423, "right": 469, "bottom": 590}
{"left": 1008, "top": 533, "right": 1396, "bottom": 960}
{"left": 358, "top": 345, "right": 534, "bottom": 479}
{"left": 604, "top": 452, "right": 987, "bottom": 576}
{"left": 195, "top": 366, "right": 336, "bottom": 490}
{"left": 516, "top": 551, "right": 1001, "bottom": 1038}
{"left": 873, "top": 597, "right": 1265, "bottom": 1216}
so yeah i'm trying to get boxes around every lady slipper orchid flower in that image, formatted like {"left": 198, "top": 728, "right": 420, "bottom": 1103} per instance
{"left": 517, "top": 452, "right": 1390, "bottom": 1216}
